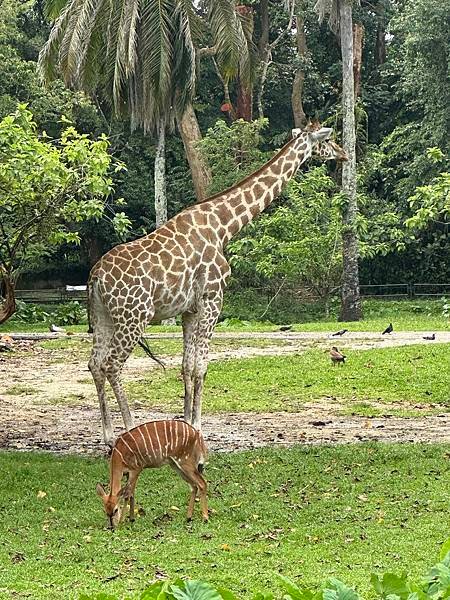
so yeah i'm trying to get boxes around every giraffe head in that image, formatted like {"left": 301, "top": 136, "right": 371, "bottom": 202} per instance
{"left": 291, "top": 123, "right": 348, "bottom": 162}
{"left": 96, "top": 483, "right": 126, "bottom": 529}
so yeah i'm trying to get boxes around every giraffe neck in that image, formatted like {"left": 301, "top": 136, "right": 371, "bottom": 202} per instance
{"left": 201, "top": 134, "right": 311, "bottom": 244}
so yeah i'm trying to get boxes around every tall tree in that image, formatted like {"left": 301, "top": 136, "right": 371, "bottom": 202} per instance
{"left": 315, "top": 0, "right": 362, "bottom": 321}
{"left": 39, "top": 0, "right": 248, "bottom": 210}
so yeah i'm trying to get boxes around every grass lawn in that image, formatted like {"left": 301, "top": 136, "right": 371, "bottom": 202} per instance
{"left": 1, "top": 299, "right": 448, "bottom": 334}
{"left": 126, "top": 344, "right": 450, "bottom": 416}
{"left": 0, "top": 444, "right": 448, "bottom": 599}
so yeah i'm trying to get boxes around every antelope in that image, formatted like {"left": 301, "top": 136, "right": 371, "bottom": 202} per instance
{"left": 96, "top": 420, "right": 208, "bottom": 528}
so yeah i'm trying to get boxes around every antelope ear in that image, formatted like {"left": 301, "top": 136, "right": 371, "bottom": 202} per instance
{"left": 310, "top": 127, "right": 332, "bottom": 143}
{"left": 96, "top": 483, "right": 106, "bottom": 498}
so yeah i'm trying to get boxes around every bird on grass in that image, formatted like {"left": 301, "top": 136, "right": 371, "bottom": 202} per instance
{"left": 332, "top": 329, "right": 348, "bottom": 336}
{"left": 382, "top": 323, "right": 393, "bottom": 335}
{"left": 49, "top": 324, "right": 66, "bottom": 333}
{"left": 330, "top": 346, "right": 346, "bottom": 366}
{"left": 279, "top": 325, "right": 292, "bottom": 332}
{"left": 423, "top": 333, "right": 435, "bottom": 340}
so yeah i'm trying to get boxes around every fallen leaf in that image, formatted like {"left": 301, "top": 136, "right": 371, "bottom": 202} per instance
{"left": 37, "top": 490, "right": 47, "bottom": 499}
{"left": 169, "top": 505, "right": 180, "bottom": 512}
{"left": 220, "top": 543, "right": 231, "bottom": 551}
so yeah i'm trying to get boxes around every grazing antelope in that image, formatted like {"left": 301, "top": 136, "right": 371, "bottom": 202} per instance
{"left": 96, "top": 420, "right": 208, "bottom": 528}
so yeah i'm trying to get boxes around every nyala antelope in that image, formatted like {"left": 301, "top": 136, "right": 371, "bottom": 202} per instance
{"left": 96, "top": 419, "right": 208, "bottom": 528}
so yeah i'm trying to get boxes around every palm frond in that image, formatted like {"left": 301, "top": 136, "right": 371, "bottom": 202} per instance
{"left": 208, "top": 0, "right": 244, "bottom": 80}
{"left": 138, "top": 0, "right": 174, "bottom": 126}
{"left": 38, "top": 0, "right": 76, "bottom": 83}
{"left": 172, "top": 0, "right": 196, "bottom": 115}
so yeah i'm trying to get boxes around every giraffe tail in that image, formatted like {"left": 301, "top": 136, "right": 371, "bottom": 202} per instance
{"left": 137, "top": 337, "right": 166, "bottom": 370}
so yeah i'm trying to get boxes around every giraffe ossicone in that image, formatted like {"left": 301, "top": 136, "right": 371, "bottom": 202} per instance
{"left": 88, "top": 124, "right": 347, "bottom": 446}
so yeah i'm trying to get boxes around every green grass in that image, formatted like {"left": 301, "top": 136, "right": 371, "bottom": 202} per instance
{"left": 0, "top": 444, "right": 448, "bottom": 599}
{"left": 1, "top": 299, "right": 448, "bottom": 334}
{"left": 126, "top": 344, "right": 450, "bottom": 415}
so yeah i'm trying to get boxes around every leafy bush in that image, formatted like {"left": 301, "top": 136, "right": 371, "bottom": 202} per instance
{"left": 52, "top": 301, "right": 87, "bottom": 325}
{"left": 13, "top": 300, "right": 50, "bottom": 323}
{"left": 11, "top": 301, "right": 87, "bottom": 325}
{"left": 79, "top": 542, "right": 450, "bottom": 600}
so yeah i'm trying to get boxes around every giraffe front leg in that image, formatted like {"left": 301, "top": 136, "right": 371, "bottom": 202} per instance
{"left": 182, "top": 312, "right": 197, "bottom": 423}
{"left": 191, "top": 297, "right": 222, "bottom": 430}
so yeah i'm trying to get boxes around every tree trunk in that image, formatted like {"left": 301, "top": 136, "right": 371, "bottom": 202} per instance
{"left": 291, "top": 12, "right": 308, "bottom": 129}
{"left": 352, "top": 22, "right": 364, "bottom": 98}
{"left": 258, "top": 0, "right": 269, "bottom": 59}
{"left": 236, "top": 5, "right": 254, "bottom": 122}
{"left": 176, "top": 102, "right": 212, "bottom": 201}
{"left": 154, "top": 118, "right": 167, "bottom": 227}
{"left": 0, "top": 271, "right": 16, "bottom": 324}
{"left": 338, "top": 0, "right": 362, "bottom": 321}
{"left": 375, "top": 20, "right": 386, "bottom": 65}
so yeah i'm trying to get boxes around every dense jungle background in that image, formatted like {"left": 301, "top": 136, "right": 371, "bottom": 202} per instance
{"left": 0, "top": 0, "right": 449, "bottom": 322}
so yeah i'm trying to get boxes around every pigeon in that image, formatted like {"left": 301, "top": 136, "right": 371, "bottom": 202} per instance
{"left": 423, "top": 333, "right": 435, "bottom": 340}
{"left": 330, "top": 346, "right": 346, "bottom": 366}
{"left": 332, "top": 329, "right": 348, "bottom": 336}
{"left": 49, "top": 324, "right": 66, "bottom": 333}
{"left": 279, "top": 325, "right": 292, "bottom": 332}
{"left": 382, "top": 323, "right": 393, "bottom": 335}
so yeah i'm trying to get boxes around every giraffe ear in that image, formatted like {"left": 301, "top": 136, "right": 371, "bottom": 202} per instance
{"left": 310, "top": 127, "right": 332, "bottom": 143}
{"left": 291, "top": 128, "right": 303, "bottom": 138}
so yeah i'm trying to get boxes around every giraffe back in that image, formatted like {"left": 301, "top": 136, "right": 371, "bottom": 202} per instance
{"left": 112, "top": 420, "right": 206, "bottom": 471}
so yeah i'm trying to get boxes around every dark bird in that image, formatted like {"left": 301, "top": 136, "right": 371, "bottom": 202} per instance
{"left": 279, "top": 325, "right": 292, "bottom": 332}
{"left": 382, "top": 323, "right": 393, "bottom": 335}
{"left": 423, "top": 333, "right": 435, "bottom": 340}
{"left": 332, "top": 329, "right": 348, "bottom": 336}
{"left": 330, "top": 346, "right": 346, "bottom": 366}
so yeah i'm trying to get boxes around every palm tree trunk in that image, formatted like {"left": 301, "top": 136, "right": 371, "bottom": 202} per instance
{"left": 0, "top": 271, "right": 16, "bottom": 324}
{"left": 176, "top": 102, "right": 212, "bottom": 201}
{"left": 154, "top": 118, "right": 167, "bottom": 227}
{"left": 339, "top": 0, "right": 362, "bottom": 321}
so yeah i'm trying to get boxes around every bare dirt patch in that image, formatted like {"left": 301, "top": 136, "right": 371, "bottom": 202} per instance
{"left": 0, "top": 331, "right": 449, "bottom": 455}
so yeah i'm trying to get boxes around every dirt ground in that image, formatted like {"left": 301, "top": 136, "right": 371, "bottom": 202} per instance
{"left": 0, "top": 331, "right": 449, "bottom": 455}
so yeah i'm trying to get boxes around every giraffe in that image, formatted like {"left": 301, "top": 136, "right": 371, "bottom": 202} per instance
{"left": 88, "top": 125, "right": 347, "bottom": 446}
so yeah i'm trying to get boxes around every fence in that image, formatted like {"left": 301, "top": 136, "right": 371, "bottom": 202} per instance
{"left": 15, "top": 285, "right": 87, "bottom": 304}
{"left": 12, "top": 283, "right": 450, "bottom": 304}
{"left": 359, "top": 283, "right": 450, "bottom": 299}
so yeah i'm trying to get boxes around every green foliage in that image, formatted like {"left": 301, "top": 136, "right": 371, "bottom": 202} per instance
{"left": 13, "top": 300, "right": 50, "bottom": 323}
{"left": 406, "top": 150, "right": 449, "bottom": 230}
{"left": 228, "top": 166, "right": 342, "bottom": 302}
{"left": 197, "top": 118, "right": 270, "bottom": 195}
{"left": 52, "top": 300, "right": 87, "bottom": 325}
{"left": 12, "top": 300, "right": 87, "bottom": 325}
{"left": 0, "top": 105, "right": 129, "bottom": 282}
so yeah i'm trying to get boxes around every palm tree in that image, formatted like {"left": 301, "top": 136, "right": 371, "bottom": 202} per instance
{"left": 314, "top": 0, "right": 363, "bottom": 321}
{"left": 39, "top": 0, "right": 249, "bottom": 218}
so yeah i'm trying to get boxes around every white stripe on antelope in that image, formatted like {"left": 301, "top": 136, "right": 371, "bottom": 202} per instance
{"left": 96, "top": 419, "right": 208, "bottom": 528}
